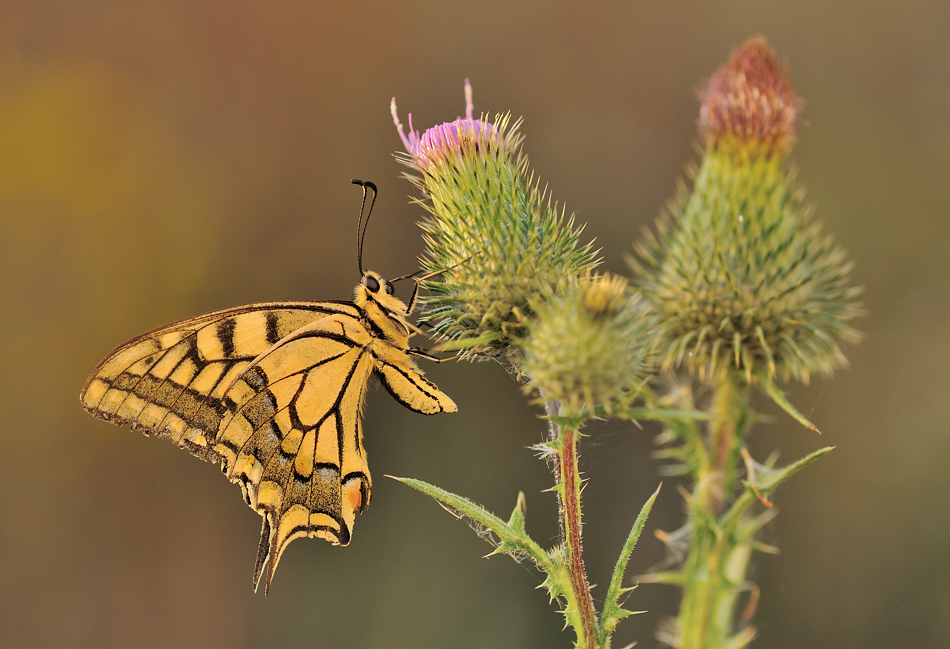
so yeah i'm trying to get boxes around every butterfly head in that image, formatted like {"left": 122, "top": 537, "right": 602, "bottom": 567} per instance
{"left": 355, "top": 270, "right": 407, "bottom": 315}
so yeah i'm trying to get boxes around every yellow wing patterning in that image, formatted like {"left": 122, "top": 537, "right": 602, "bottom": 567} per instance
{"left": 81, "top": 271, "right": 456, "bottom": 594}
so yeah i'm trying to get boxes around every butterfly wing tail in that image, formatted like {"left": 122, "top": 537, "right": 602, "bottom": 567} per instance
{"left": 250, "top": 466, "right": 370, "bottom": 595}
{"left": 252, "top": 516, "right": 273, "bottom": 593}
{"left": 243, "top": 344, "right": 376, "bottom": 595}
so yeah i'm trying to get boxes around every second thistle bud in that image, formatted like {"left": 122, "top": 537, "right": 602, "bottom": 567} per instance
{"left": 392, "top": 80, "right": 597, "bottom": 361}
{"left": 521, "top": 274, "right": 657, "bottom": 416}
{"left": 633, "top": 37, "right": 862, "bottom": 384}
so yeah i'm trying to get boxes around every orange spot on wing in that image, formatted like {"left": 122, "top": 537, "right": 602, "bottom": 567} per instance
{"left": 345, "top": 482, "right": 363, "bottom": 512}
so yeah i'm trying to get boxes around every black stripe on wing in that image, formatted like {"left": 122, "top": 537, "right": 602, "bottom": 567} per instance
{"left": 251, "top": 346, "right": 374, "bottom": 594}
{"left": 81, "top": 300, "right": 359, "bottom": 407}
{"left": 80, "top": 302, "right": 361, "bottom": 461}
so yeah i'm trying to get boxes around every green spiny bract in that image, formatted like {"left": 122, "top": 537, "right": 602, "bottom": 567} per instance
{"left": 392, "top": 82, "right": 597, "bottom": 361}
{"left": 521, "top": 273, "right": 658, "bottom": 416}
{"left": 631, "top": 38, "right": 862, "bottom": 384}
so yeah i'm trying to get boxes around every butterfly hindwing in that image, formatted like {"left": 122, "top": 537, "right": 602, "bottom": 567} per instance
{"left": 212, "top": 312, "right": 379, "bottom": 591}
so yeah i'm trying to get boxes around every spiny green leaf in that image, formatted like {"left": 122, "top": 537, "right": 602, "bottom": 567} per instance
{"left": 390, "top": 477, "right": 595, "bottom": 644}
{"left": 720, "top": 446, "right": 834, "bottom": 533}
{"left": 599, "top": 485, "right": 661, "bottom": 641}
{"left": 758, "top": 372, "right": 821, "bottom": 433}
{"left": 617, "top": 406, "right": 715, "bottom": 422}
{"left": 722, "top": 625, "right": 758, "bottom": 649}
{"left": 636, "top": 570, "right": 688, "bottom": 585}
{"left": 434, "top": 330, "right": 504, "bottom": 352}
{"left": 538, "top": 571, "right": 570, "bottom": 602}
{"left": 388, "top": 476, "right": 550, "bottom": 566}
{"left": 753, "top": 446, "right": 835, "bottom": 496}
{"left": 735, "top": 503, "right": 780, "bottom": 541}
{"left": 546, "top": 482, "right": 566, "bottom": 498}
{"left": 507, "top": 491, "right": 528, "bottom": 534}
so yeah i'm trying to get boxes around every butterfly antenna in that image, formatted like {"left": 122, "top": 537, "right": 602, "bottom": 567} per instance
{"left": 352, "top": 178, "right": 377, "bottom": 277}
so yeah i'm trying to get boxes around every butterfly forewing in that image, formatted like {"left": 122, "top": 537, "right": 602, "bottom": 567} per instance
{"left": 82, "top": 302, "right": 354, "bottom": 456}
{"left": 81, "top": 281, "right": 456, "bottom": 595}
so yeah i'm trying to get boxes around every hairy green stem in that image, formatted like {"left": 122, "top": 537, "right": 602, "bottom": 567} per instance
{"left": 705, "top": 375, "right": 750, "bottom": 513}
{"left": 560, "top": 426, "right": 598, "bottom": 649}
{"left": 678, "top": 372, "right": 752, "bottom": 649}
{"left": 545, "top": 401, "right": 598, "bottom": 649}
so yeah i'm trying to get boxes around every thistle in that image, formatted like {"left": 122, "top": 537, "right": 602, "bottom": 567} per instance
{"left": 392, "top": 80, "right": 598, "bottom": 360}
{"left": 629, "top": 38, "right": 856, "bottom": 649}
{"left": 632, "top": 37, "right": 862, "bottom": 385}
{"left": 388, "top": 43, "right": 854, "bottom": 649}
{"left": 522, "top": 273, "right": 659, "bottom": 417}
{"left": 391, "top": 84, "right": 663, "bottom": 649}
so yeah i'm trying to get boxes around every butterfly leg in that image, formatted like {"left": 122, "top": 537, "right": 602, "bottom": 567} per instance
{"left": 406, "top": 277, "right": 422, "bottom": 315}
{"left": 409, "top": 347, "right": 456, "bottom": 363}
{"left": 404, "top": 255, "right": 475, "bottom": 315}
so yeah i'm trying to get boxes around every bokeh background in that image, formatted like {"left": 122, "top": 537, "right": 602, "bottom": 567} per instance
{"left": 2, "top": 2, "right": 949, "bottom": 648}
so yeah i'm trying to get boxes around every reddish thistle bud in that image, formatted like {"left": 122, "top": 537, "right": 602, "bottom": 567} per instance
{"left": 633, "top": 37, "right": 862, "bottom": 384}
{"left": 698, "top": 36, "right": 802, "bottom": 156}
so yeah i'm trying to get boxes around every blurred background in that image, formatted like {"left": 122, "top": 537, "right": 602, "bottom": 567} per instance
{"left": 2, "top": 1, "right": 949, "bottom": 648}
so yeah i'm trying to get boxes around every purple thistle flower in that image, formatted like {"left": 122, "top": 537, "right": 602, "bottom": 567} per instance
{"left": 391, "top": 79, "right": 501, "bottom": 169}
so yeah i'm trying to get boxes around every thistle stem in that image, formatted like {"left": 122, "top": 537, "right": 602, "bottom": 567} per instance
{"left": 560, "top": 426, "right": 598, "bottom": 649}
{"left": 705, "top": 374, "right": 749, "bottom": 512}
{"left": 545, "top": 401, "right": 598, "bottom": 649}
{"left": 678, "top": 372, "right": 752, "bottom": 649}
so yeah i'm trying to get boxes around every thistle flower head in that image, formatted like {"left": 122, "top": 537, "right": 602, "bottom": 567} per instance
{"left": 633, "top": 38, "right": 862, "bottom": 385}
{"left": 391, "top": 79, "right": 503, "bottom": 170}
{"left": 522, "top": 273, "right": 658, "bottom": 416}
{"left": 699, "top": 36, "right": 802, "bottom": 157}
{"left": 392, "top": 80, "right": 598, "bottom": 361}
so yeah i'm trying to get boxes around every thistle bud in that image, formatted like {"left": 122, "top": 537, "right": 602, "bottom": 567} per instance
{"left": 521, "top": 274, "right": 657, "bottom": 416}
{"left": 392, "top": 80, "right": 597, "bottom": 360}
{"left": 699, "top": 36, "right": 801, "bottom": 157}
{"left": 632, "top": 37, "right": 862, "bottom": 384}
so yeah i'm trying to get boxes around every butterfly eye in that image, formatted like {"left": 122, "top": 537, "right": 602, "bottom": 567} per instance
{"left": 384, "top": 282, "right": 395, "bottom": 296}
{"left": 364, "top": 275, "right": 380, "bottom": 293}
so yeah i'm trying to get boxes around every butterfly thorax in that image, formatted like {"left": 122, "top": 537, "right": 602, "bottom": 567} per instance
{"left": 353, "top": 270, "right": 412, "bottom": 349}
